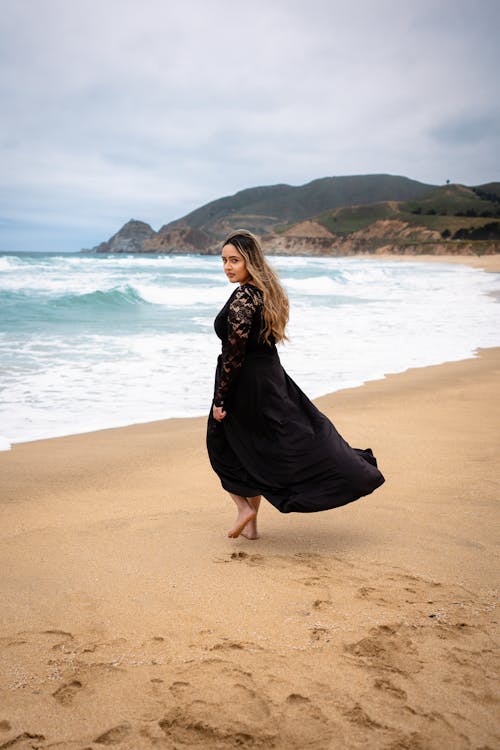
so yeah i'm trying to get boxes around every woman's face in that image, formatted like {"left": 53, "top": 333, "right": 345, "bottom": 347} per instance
{"left": 221, "top": 243, "right": 251, "bottom": 285}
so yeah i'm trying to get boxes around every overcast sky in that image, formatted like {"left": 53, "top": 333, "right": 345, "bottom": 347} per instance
{"left": 1, "top": 0, "right": 499, "bottom": 252}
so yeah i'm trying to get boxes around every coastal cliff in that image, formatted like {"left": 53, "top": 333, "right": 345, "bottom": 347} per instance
{"left": 86, "top": 176, "right": 500, "bottom": 256}
{"left": 90, "top": 219, "right": 156, "bottom": 253}
{"left": 261, "top": 218, "right": 499, "bottom": 257}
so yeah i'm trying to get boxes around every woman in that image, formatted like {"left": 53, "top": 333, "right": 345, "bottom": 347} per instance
{"left": 206, "top": 230, "right": 385, "bottom": 539}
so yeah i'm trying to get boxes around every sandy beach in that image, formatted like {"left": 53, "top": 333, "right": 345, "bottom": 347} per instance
{"left": 370, "top": 253, "right": 500, "bottom": 274}
{"left": 1, "top": 325, "right": 499, "bottom": 748}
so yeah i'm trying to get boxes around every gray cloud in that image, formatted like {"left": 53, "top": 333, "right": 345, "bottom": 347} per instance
{"left": 1, "top": 0, "right": 499, "bottom": 251}
{"left": 431, "top": 114, "right": 500, "bottom": 146}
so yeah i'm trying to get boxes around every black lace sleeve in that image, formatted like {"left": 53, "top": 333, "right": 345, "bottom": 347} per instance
{"left": 213, "top": 285, "right": 260, "bottom": 407}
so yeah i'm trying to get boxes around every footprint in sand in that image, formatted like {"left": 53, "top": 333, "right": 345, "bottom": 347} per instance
{"left": 286, "top": 693, "right": 310, "bottom": 704}
{"left": 231, "top": 552, "right": 265, "bottom": 565}
{"left": 345, "top": 623, "right": 421, "bottom": 675}
{"left": 213, "top": 551, "right": 264, "bottom": 565}
{"left": 356, "top": 586, "right": 389, "bottom": 607}
{"left": 292, "top": 552, "right": 321, "bottom": 570}
{"left": 211, "top": 640, "right": 245, "bottom": 651}
{"left": 52, "top": 679, "right": 83, "bottom": 706}
{"left": 0, "top": 732, "right": 46, "bottom": 747}
{"left": 298, "top": 576, "right": 328, "bottom": 587}
{"left": 93, "top": 723, "right": 131, "bottom": 745}
{"left": 169, "top": 680, "right": 190, "bottom": 693}
{"left": 310, "top": 627, "right": 331, "bottom": 643}
{"left": 42, "top": 628, "right": 73, "bottom": 638}
{"left": 387, "top": 730, "right": 428, "bottom": 749}
{"left": 342, "top": 703, "right": 384, "bottom": 729}
{"left": 312, "top": 599, "right": 332, "bottom": 610}
{"left": 357, "top": 586, "right": 377, "bottom": 598}
{"left": 280, "top": 693, "right": 333, "bottom": 748}
{"left": 374, "top": 678, "right": 407, "bottom": 701}
{"left": 158, "top": 663, "right": 274, "bottom": 746}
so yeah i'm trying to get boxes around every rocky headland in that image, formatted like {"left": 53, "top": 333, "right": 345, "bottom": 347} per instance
{"left": 84, "top": 175, "right": 500, "bottom": 257}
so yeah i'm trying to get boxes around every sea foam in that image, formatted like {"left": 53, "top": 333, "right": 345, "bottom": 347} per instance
{"left": 0, "top": 252, "right": 498, "bottom": 444}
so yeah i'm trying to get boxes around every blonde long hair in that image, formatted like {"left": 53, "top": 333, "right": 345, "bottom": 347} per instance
{"left": 223, "top": 229, "right": 289, "bottom": 344}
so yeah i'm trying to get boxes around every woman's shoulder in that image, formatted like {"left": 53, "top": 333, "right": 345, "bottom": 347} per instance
{"left": 228, "top": 283, "right": 263, "bottom": 317}
{"left": 236, "top": 282, "right": 263, "bottom": 304}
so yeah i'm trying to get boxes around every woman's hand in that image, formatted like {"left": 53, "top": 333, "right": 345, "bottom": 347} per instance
{"left": 212, "top": 404, "right": 227, "bottom": 422}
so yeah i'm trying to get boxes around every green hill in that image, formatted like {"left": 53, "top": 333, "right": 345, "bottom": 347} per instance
{"left": 473, "top": 182, "right": 500, "bottom": 202}
{"left": 317, "top": 202, "right": 400, "bottom": 235}
{"left": 403, "top": 184, "right": 499, "bottom": 217}
{"left": 315, "top": 184, "right": 500, "bottom": 240}
{"left": 89, "top": 176, "right": 500, "bottom": 255}
{"left": 161, "top": 174, "right": 435, "bottom": 237}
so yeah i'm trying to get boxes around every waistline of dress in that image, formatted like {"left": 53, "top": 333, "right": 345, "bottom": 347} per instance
{"left": 246, "top": 347, "right": 279, "bottom": 359}
{"left": 219, "top": 347, "right": 278, "bottom": 360}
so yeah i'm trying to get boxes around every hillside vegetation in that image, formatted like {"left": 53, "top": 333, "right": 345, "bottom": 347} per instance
{"left": 313, "top": 184, "right": 500, "bottom": 247}
{"left": 88, "top": 176, "right": 500, "bottom": 255}
{"left": 161, "top": 174, "right": 434, "bottom": 237}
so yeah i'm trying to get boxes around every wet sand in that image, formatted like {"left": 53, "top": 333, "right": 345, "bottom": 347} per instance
{"left": 0, "top": 344, "right": 499, "bottom": 749}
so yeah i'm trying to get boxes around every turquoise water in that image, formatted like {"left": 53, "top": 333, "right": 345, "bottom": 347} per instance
{"left": 1, "top": 251, "right": 499, "bottom": 445}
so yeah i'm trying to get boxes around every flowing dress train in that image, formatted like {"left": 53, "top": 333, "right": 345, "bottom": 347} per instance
{"left": 206, "top": 283, "right": 385, "bottom": 513}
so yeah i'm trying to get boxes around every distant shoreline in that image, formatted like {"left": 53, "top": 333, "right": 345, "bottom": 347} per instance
{"left": 3, "top": 247, "right": 500, "bottom": 272}
{"left": 356, "top": 252, "right": 500, "bottom": 274}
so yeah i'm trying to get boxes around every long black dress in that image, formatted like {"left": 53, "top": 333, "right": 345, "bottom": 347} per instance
{"left": 206, "top": 283, "right": 385, "bottom": 513}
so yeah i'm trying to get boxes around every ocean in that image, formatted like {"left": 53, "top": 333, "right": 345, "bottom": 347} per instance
{"left": 1, "top": 251, "right": 499, "bottom": 447}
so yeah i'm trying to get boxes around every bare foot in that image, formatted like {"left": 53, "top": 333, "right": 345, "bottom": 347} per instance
{"left": 241, "top": 518, "right": 259, "bottom": 539}
{"left": 241, "top": 495, "right": 261, "bottom": 539}
{"left": 227, "top": 505, "right": 256, "bottom": 538}
{"left": 241, "top": 528, "right": 260, "bottom": 540}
